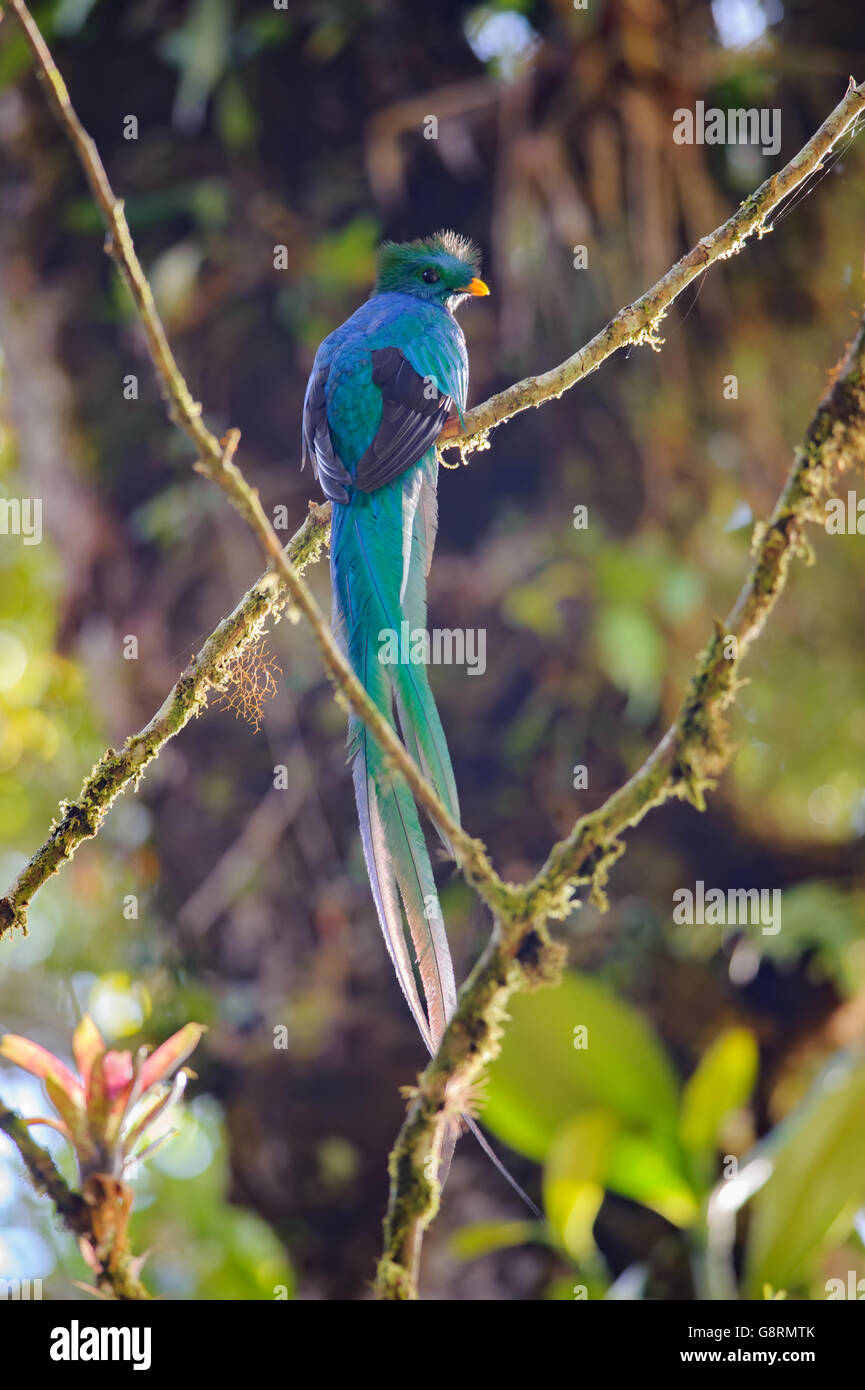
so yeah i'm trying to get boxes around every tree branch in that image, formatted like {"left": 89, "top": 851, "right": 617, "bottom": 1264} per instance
{"left": 0, "top": 502, "right": 330, "bottom": 937}
{"left": 0, "top": 1104, "right": 85, "bottom": 1225}
{"left": 374, "top": 306, "right": 865, "bottom": 1298}
{"left": 2, "top": 0, "right": 861, "bottom": 937}
{"left": 2, "top": 0, "right": 508, "bottom": 937}
{"left": 0, "top": 1105, "right": 149, "bottom": 1299}
{"left": 446, "top": 73, "right": 865, "bottom": 452}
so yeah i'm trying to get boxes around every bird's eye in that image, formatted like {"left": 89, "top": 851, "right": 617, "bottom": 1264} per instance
{"left": 422, "top": 267, "right": 440, "bottom": 284}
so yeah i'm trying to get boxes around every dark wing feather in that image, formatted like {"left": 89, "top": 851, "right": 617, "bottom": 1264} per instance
{"left": 302, "top": 355, "right": 352, "bottom": 505}
{"left": 354, "top": 347, "right": 452, "bottom": 494}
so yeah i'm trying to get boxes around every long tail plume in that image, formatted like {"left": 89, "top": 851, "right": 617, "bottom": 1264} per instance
{"left": 332, "top": 458, "right": 539, "bottom": 1214}
{"left": 331, "top": 458, "right": 457, "bottom": 1051}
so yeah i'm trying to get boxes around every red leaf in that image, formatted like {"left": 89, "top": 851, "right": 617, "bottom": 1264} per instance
{"left": 0, "top": 1034, "right": 84, "bottom": 1102}
{"left": 102, "top": 1050, "right": 135, "bottom": 1101}
{"left": 139, "top": 1024, "right": 205, "bottom": 1093}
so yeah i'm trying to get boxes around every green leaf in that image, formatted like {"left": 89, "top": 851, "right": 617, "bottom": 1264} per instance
{"left": 595, "top": 604, "right": 663, "bottom": 712}
{"left": 483, "top": 971, "right": 681, "bottom": 1161}
{"left": 745, "top": 1049, "right": 865, "bottom": 1294}
{"left": 307, "top": 217, "right": 380, "bottom": 291}
{"left": 605, "top": 1131, "right": 699, "bottom": 1227}
{"left": 680, "top": 1027, "right": 758, "bottom": 1190}
{"left": 449, "top": 1220, "right": 542, "bottom": 1262}
{"left": 216, "top": 73, "right": 258, "bottom": 152}
{"left": 543, "top": 1112, "right": 616, "bottom": 1259}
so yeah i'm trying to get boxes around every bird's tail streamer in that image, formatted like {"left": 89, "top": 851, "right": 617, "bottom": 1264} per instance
{"left": 331, "top": 455, "right": 539, "bottom": 1213}
{"left": 330, "top": 454, "right": 457, "bottom": 1052}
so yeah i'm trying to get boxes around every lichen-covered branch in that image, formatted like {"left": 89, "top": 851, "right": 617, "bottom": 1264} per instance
{"left": 3, "top": 0, "right": 502, "bottom": 935}
{"left": 523, "top": 310, "right": 865, "bottom": 912}
{"left": 440, "top": 75, "right": 865, "bottom": 455}
{"left": 0, "top": 1105, "right": 149, "bottom": 1299}
{"left": 3, "top": 0, "right": 862, "bottom": 937}
{"left": 374, "top": 309, "right": 865, "bottom": 1299}
{"left": 0, "top": 1104, "right": 85, "bottom": 1225}
{"left": 0, "top": 503, "right": 330, "bottom": 937}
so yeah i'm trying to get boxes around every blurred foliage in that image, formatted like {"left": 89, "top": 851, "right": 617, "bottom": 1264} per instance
{"left": 745, "top": 1050, "right": 865, "bottom": 1297}
{"left": 0, "top": 389, "right": 290, "bottom": 1298}
{"left": 463, "top": 976, "right": 865, "bottom": 1299}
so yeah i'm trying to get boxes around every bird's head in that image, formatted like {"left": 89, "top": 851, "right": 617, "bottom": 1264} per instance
{"left": 373, "top": 230, "right": 489, "bottom": 310}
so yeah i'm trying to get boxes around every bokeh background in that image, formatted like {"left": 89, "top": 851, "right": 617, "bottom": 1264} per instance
{"left": 2, "top": 0, "right": 865, "bottom": 1301}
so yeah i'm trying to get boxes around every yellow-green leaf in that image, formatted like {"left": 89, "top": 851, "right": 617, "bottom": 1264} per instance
{"left": 746, "top": 1049, "right": 865, "bottom": 1294}
{"left": 680, "top": 1027, "right": 758, "bottom": 1190}
{"left": 449, "top": 1220, "right": 541, "bottom": 1262}
{"left": 483, "top": 971, "right": 681, "bottom": 1161}
{"left": 605, "top": 1131, "right": 699, "bottom": 1228}
{"left": 543, "top": 1111, "right": 617, "bottom": 1260}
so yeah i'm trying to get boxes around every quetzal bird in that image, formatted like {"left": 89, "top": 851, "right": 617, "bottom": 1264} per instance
{"left": 301, "top": 230, "right": 488, "bottom": 1056}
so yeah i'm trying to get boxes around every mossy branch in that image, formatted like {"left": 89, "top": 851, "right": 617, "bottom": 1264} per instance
{"left": 443, "top": 74, "right": 865, "bottom": 453}
{"left": 375, "top": 308, "right": 865, "bottom": 1297}
{"left": 0, "top": 503, "right": 330, "bottom": 937}
{"left": 2, "top": 0, "right": 502, "bottom": 939}
{"left": 0, "top": 1105, "right": 149, "bottom": 1299}
{"left": 3, "top": 43, "right": 862, "bottom": 939}
{"left": 4, "top": 0, "right": 865, "bottom": 1301}
{"left": 2, "top": 0, "right": 862, "bottom": 937}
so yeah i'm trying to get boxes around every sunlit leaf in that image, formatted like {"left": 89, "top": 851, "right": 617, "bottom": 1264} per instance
{"left": 679, "top": 1027, "right": 758, "bottom": 1190}
{"left": 595, "top": 604, "right": 663, "bottom": 712}
{"left": 483, "top": 971, "right": 681, "bottom": 1160}
{"left": 605, "top": 1131, "right": 699, "bottom": 1227}
{"left": 72, "top": 1015, "right": 105, "bottom": 1092}
{"left": 449, "top": 1220, "right": 542, "bottom": 1261}
{"left": 0, "top": 1033, "right": 82, "bottom": 1100}
{"left": 746, "top": 1049, "right": 865, "bottom": 1294}
{"left": 139, "top": 1023, "right": 206, "bottom": 1093}
{"left": 543, "top": 1111, "right": 616, "bottom": 1260}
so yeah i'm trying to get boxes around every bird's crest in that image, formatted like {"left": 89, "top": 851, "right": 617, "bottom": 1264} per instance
{"left": 375, "top": 230, "right": 482, "bottom": 294}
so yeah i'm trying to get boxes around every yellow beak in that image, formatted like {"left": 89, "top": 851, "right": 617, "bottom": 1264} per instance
{"left": 458, "top": 276, "right": 490, "bottom": 297}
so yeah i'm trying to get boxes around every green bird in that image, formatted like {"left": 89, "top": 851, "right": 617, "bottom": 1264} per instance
{"left": 302, "top": 230, "right": 489, "bottom": 1054}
